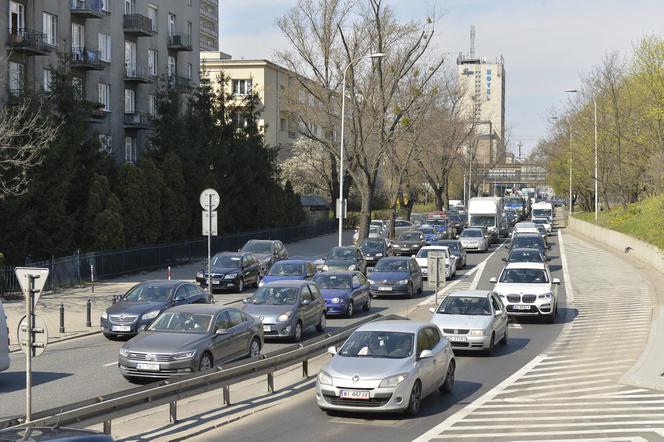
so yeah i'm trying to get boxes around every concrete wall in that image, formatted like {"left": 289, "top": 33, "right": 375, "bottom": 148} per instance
{"left": 568, "top": 216, "right": 664, "bottom": 274}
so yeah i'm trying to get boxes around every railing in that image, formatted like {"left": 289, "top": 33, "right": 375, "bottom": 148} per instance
{"left": 70, "top": 0, "right": 104, "bottom": 15}
{"left": 0, "top": 313, "right": 402, "bottom": 432}
{"left": 70, "top": 47, "right": 105, "bottom": 69}
{"left": 124, "top": 63, "right": 153, "bottom": 82}
{"left": 167, "top": 74, "right": 192, "bottom": 91}
{"left": 200, "top": 7, "right": 217, "bottom": 21}
{"left": 167, "top": 33, "right": 193, "bottom": 51}
{"left": 124, "top": 112, "right": 152, "bottom": 128}
{"left": 123, "top": 14, "right": 153, "bottom": 36}
{"left": 6, "top": 28, "right": 50, "bottom": 53}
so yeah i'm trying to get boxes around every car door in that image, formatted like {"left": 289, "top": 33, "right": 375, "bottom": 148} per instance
{"left": 491, "top": 293, "right": 508, "bottom": 339}
{"left": 410, "top": 258, "right": 421, "bottom": 290}
{"left": 210, "top": 311, "right": 236, "bottom": 364}
{"left": 184, "top": 284, "right": 204, "bottom": 304}
{"left": 172, "top": 285, "right": 188, "bottom": 306}
{"left": 424, "top": 327, "right": 447, "bottom": 389}
{"left": 299, "top": 286, "right": 315, "bottom": 329}
{"left": 226, "top": 309, "right": 251, "bottom": 359}
{"left": 354, "top": 273, "right": 370, "bottom": 306}
{"left": 307, "top": 284, "right": 325, "bottom": 325}
{"left": 416, "top": 328, "right": 436, "bottom": 394}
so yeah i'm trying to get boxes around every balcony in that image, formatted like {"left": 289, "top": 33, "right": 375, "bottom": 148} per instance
{"left": 200, "top": 8, "right": 217, "bottom": 21}
{"left": 71, "top": 47, "right": 105, "bottom": 70}
{"left": 167, "top": 34, "right": 193, "bottom": 51}
{"left": 70, "top": 0, "right": 105, "bottom": 19}
{"left": 6, "top": 28, "right": 52, "bottom": 55}
{"left": 124, "top": 112, "right": 152, "bottom": 129}
{"left": 123, "top": 14, "right": 154, "bottom": 37}
{"left": 167, "top": 75, "right": 193, "bottom": 92}
{"left": 124, "top": 64, "right": 153, "bottom": 83}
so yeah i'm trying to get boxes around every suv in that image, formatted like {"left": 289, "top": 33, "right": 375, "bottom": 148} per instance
{"left": 197, "top": 252, "right": 261, "bottom": 292}
{"left": 240, "top": 240, "right": 288, "bottom": 274}
{"left": 489, "top": 262, "right": 560, "bottom": 323}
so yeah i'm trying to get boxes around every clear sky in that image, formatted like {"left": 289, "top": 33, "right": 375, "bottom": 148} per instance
{"left": 219, "top": 0, "right": 664, "bottom": 156}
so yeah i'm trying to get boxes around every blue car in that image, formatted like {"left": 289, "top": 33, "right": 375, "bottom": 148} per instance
{"left": 312, "top": 271, "right": 371, "bottom": 317}
{"left": 428, "top": 218, "right": 450, "bottom": 239}
{"left": 259, "top": 259, "right": 317, "bottom": 286}
{"left": 418, "top": 225, "right": 440, "bottom": 245}
{"left": 366, "top": 257, "right": 423, "bottom": 298}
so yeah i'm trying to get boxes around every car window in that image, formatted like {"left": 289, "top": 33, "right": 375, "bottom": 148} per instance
{"left": 492, "top": 295, "right": 503, "bottom": 311}
{"left": 185, "top": 285, "right": 200, "bottom": 299}
{"left": 352, "top": 275, "right": 361, "bottom": 288}
{"left": 215, "top": 311, "right": 231, "bottom": 331}
{"left": 417, "top": 330, "right": 433, "bottom": 354}
{"left": 240, "top": 311, "right": 248, "bottom": 322}
{"left": 174, "top": 286, "right": 187, "bottom": 300}
{"left": 308, "top": 285, "right": 321, "bottom": 300}
{"left": 302, "top": 287, "right": 313, "bottom": 302}
{"left": 227, "top": 309, "right": 244, "bottom": 327}
{"left": 424, "top": 327, "right": 440, "bottom": 348}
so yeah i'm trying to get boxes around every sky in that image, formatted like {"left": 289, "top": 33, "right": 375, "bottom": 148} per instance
{"left": 218, "top": 0, "right": 664, "bottom": 156}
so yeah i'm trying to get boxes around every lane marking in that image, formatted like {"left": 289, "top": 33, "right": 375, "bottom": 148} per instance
{"left": 103, "top": 361, "right": 117, "bottom": 367}
{"left": 557, "top": 229, "right": 574, "bottom": 303}
{"left": 469, "top": 240, "right": 506, "bottom": 290}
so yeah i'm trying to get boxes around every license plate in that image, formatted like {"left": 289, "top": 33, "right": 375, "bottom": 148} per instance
{"left": 339, "top": 390, "right": 370, "bottom": 400}
{"left": 378, "top": 286, "right": 393, "bottom": 291}
{"left": 112, "top": 325, "right": 131, "bottom": 332}
{"left": 422, "top": 269, "right": 428, "bottom": 274}
{"left": 447, "top": 335, "right": 467, "bottom": 342}
{"left": 212, "top": 279, "right": 221, "bottom": 284}
{"left": 514, "top": 305, "right": 531, "bottom": 311}
{"left": 136, "top": 363, "right": 160, "bottom": 371}
{"left": 263, "top": 325, "right": 272, "bottom": 332}
{"left": 366, "top": 257, "right": 374, "bottom": 261}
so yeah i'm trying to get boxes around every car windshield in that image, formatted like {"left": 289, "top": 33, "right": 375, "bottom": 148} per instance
{"left": 329, "top": 248, "right": 355, "bottom": 259}
{"left": 360, "top": 239, "right": 385, "bottom": 253}
{"left": 212, "top": 255, "right": 242, "bottom": 269}
{"left": 370, "top": 221, "right": 383, "bottom": 228}
{"left": 242, "top": 242, "right": 273, "bottom": 254}
{"left": 374, "top": 259, "right": 409, "bottom": 272}
{"left": 268, "top": 262, "right": 305, "bottom": 276}
{"left": 369, "top": 226, "right": 381, "bottom": 234}
{"left": 419, "top": 228, "right": 434, "bottom": 235}
{"left": 461, "top": 229, "right": 482, "bottom": 238}
{"left": 399, "top": 232, "right": 421, "bottom": 241}
{"left": 338, "top": 331, "right": 414, "bottom": 359}
{"left": 532, "top": 209, "right": 551, "bottom": 218}
{"left": 436, "top": 296, "right": 492, "bottom": 316}
{"left": 123, "top": 284, "right": 172, "bottom": 302}
{"left": 512, "top": 237, "right": 544, "bottom": 249}
{"left": 416, "top": 249, "right": 446, "bottom": 259}
{"left": 148, "top": 312, "right": 213, "bottom": 333}
{"left": 469, "top": 215, "right": 495, "bottom": 227}
{"left": 500, "top": 268, "right": 549, "bottom": 283}
{"left": 532, "top": 219, "right": 546, "bottom": 225}
{"left": 449, "top": 215, "right": 462, "bottom": 223}
{"left": 313, "top": 274, "right": 352, "bottom": 289}
{"left": 509, "top": 250, "right": 544, "bottom": 262}
{"left": 428, "top": 219, "right": 447, "bottom": 226}
{"left": 436, "top": 241, "right": 459, "bottom": 251}
{"left": 249, "top": 287, "right": 299, "bottom": 305}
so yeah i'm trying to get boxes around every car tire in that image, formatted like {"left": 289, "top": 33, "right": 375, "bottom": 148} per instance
{"left": 485, "top": 333, "right": 496, "bottom": 356}
{"left": 416, "top": 282, "right": 423, "bottom": 295}
{"left": 405, "top": 380, "right": 422, "bottom": 417}
{"left": 237, "top": 277, "right": 245, "bottom": 293}
{"left": 546, "top": 305, "right": 556, "bottom": 324}
{"left": 346, "top": 301, "right": 354, "bottom": 318}
{"left": 439, "top": 359, "right": 455, "bottom": 394}
{"left": 248, "top": 338, "right": 261, "bottom": 358}
{"left": 316, "top": 313, "right": 326, "bottom": 332}
{"left": 198, "top": 352, "right": 213, "bottom": 372}
{"left": 292, "top": 321, "right": 303, "bottom": 342}
{"left": 407, "top": 283, "right": 414, "bottom": 298}
{"left": 501, "top": 326, "right": 508, "bottom": 345}
{"left": 363, "top": 296, "right": 371, "bottom": 311}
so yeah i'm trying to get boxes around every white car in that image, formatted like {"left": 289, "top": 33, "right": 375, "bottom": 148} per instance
{"left": 490, "top": 262, "right": 560, "bottom": 323}
{"left": 414, "top": 246, "right": 457, "bottom": 279}
{"left": 429, "top": 290, "right": 508, "bottom": 354}
{"left": 531, "top": 217, "right": 552, "bottom": 235}
{"left": 0, "top": 300, "right": 9, "bottom": 372}
{"left": 459, "top": 228, "right": 489, "bottom": 252}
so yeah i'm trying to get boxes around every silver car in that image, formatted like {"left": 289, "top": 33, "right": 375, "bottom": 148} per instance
{"left": 459, "top": 228, "right": 489, "bottom": 252}
{"left": 316, "top": 320, "right": 455, "bottom": 416}
{"left": 429, "top": 290, "right": 508, "bottom": 354}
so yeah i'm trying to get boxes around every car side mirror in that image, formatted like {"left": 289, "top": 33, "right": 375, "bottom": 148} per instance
{"left": 546, "top": 256, "right": 552, "bottom": 261}
{"left": 174, "top": 295, "right": 185, "bottom": 302}
{"left": 301, "top": 299, "right": 311, "bottom": 306}
{"left": 501, "top": 257, "right": 507, "bottom": 262}
{"left": 327, "top": 346, "right": 337, "bottom": 355}
{"left": 215, "top": 328, "right": 228, "bottom": 335}
{"left": 428, "top": 307, "right": 436, "bottom": 314}
{"left": 418, "top": 349, "right": 433, "bottom": 359}
{"left": 495, "top": 309, "right": 503, "bottom": 316}
{"left": 242, "top": 297, "right": 250, "bottom": 304}
{"left": 489, "top": 277, "right": 497, "bottom": 283}
{"left": 552, "top": 278, "right": 561, "bottom": 284}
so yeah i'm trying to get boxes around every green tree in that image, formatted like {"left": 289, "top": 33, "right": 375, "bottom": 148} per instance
{"left": 139, "top": 159, "right": 163, "bottom": 244}
{"left": 160, "top": 152, "right": 189, "bottom": 240}
{"left": 92, "top": 193, "right": 125, "bottom": 250}
{"left": 116, "top": 164, "right": 149, "bottom": 246}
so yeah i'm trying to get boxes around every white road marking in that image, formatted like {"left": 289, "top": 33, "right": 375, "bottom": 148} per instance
{"left": 103, "top": 361, "right": 117, "bottom": 367}
{"left": 557, "top": 229, "right": 574, "bottom": 303}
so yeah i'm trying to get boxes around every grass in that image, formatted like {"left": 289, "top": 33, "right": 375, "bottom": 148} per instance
{"left": 574, "top": 193, "right": 664, "bottom": 250}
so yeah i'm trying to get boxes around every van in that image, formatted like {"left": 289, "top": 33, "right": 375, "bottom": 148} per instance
{"left": 0, "top": 299, "right": 9, "bottom": 372}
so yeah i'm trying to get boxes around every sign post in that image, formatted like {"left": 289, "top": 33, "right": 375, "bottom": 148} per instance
{"left": 427, "top": 252, "right": 447, "bottom": 307}
{"left": 200, "top": 189, "right": 220, "bottom": 291}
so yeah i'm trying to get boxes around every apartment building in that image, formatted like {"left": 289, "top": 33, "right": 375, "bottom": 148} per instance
{"left": 199, "top": 0, "right": 217, "bottom": 51}
{"left": 1, "top": 0, "right": 200, "bottom": 163}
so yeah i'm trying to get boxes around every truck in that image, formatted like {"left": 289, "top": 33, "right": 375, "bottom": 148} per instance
{"left": 467, "top": 197, "right": 505, "bottom": 243}
{"left": 531, "top": 201, "right": 553, "bottom": 222}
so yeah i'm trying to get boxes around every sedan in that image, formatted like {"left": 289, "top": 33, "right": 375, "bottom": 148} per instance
{"left": 313, "top": 271, "right": 371, "bottom": 317}
{"left": 101, "top": 280, "right": 212, "bottom": 339}
{"left": 429, "top": 290, "right": 508, "bottom": 354}
{"left": 359, "top": 237, "right": 393, "bottom": 266}
{"left": 242, "top": 280, "right": 326, "bottom": 342}
{"left": 322, "top": 246, "right": 367, "bottom": 273}
{"left": 196, "top": 252, "right": 261, "bottom": 293}
{"left": 259, "top": 259, "right": 317, "bottom": 286}
{"left": 240, "top": 239, "right": 288, "bottom": 274}
{"left": 392, "top": 231, "right": 427, "bottom": 256}
{"left": 458, "top": 228, "right": 489, "bottom": 252}
{"left": 433, "top": 239, "right": 466, "bottom": 268}
{"left": 367, "top": 257, "right": 423, "bottom": 298}
{"left": 118, "top": 305, "right": 263, "bottom": 381}
{"left": 316, "top": 320, "right": 455, "bottom": 416}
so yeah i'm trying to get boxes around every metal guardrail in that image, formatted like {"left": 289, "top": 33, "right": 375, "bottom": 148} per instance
{"left": 0, "top": 313, "right": 403, "bottom": 433}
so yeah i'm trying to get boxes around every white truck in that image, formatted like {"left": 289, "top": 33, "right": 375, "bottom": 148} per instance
{"left": 468, "top": 197, "right": 505, "bottom": 243}
{"left": 531, "top": 201, "right": 553, "bottom": 223}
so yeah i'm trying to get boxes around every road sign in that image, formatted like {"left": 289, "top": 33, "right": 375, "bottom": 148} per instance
{"left": 15, "top": 267, "right": 49, "bottom": 307}
{"left": 17, "top": 315, "right": 48, "bottom": 357}
{"left": 200, "top": 188, "right": 220, "bottom": 211}
{"left": 427, "top": 251, "right": 447, "bottom": 305}
{"left": 202, "top": 211, "right": 218, "bottom": 236}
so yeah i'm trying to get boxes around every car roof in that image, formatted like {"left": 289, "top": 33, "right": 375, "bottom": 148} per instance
{"left": 262, "top": 280, "right": 311, "bottom": 287}
{"left": 215, "top": 251, "right": 248, "bottom": 257}
{"left": 168, "top": 304, "right": 231, "bottom": 314}
{"left": 447, "top": 290, "right": 492, "bottom": 298}
{"left": 435, "top": 239, "right": 460, "bottom": 243}
{"left": 378, "top": 256, "right": 411, "bottom": 262}
{"left": 513, "top": 233, "right": 542, "bottom": 238}
{"left": 504, "top": 262, "right": 546, "bottom": 270}
{"left": 273, "top": 259, "right": 310, "bottom": 264}
{"left": 246, "top": 240, "right": 277, "bottom": 244}
{"left": 510, "top": 248, "right": 543, "bottom": 254}
{"left": 139, "top": 280, "right": 186, "bottom": 287}
{"left": 357, "top": 320, "right": 429, "bottom": 333}
{"left": 420, "top": 246, "right": 449, "bottom": 251}
{"left": 315, "top": 270, "right": 356, "bottom": 276}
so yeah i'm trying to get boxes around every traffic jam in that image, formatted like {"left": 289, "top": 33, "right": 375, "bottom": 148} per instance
{"left": 98, "top": 192, "right": 558, "bottom": 417}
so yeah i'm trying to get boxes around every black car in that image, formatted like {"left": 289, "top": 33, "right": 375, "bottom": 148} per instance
{"left": 507, "top": 233, "right": 549, "bottom": 257}
{"left": 359, "top": 238, "right": 393, "bottom": 266}
{"left": 433, "top": 239, "right": 467, "bottom": 268}
{"left": 322, "top": 246, "right": 367, "bottom": 273}
{"left": 101, "top": 280, "right": 212, "bottom": 339}
{"left": 196, "top": 252, "right": 261, "bottom": 293}
{"left": 503, "top": 247, "right": 549, "bottom": 263}
{"left": 448, "top": 214, "right": 465, "bottom": 237}
{"left": 240, "top": 239, "right": 288, "bottom": 274}
{"left": 392, "top": 230, "right": 427, "bottom": 256}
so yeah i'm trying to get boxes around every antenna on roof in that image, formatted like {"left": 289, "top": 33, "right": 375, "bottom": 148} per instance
{"left": 470, "top": 25, "right": 476, "bottom": 59}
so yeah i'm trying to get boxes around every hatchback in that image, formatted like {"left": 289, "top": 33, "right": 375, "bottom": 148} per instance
{"left": 367, "top": 257, "right": 423, "bottom": 298}
{"left": 313, "top": 271, "right": 371, "bottom": 317}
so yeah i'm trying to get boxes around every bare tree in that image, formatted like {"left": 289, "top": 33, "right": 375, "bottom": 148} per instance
{"left": 280, "top": 137, "right": 337, "bottom": 200}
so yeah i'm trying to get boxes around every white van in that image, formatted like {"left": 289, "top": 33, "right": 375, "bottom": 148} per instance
{"left": 0, "top": 299, "right": 9, "bottom": 371}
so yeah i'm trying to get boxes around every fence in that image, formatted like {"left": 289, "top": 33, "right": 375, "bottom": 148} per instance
{"left": 0, "top": 221, "right": 336, "bottom": 298}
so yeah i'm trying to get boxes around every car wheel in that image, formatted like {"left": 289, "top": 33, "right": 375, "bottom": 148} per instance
{"left": 501, "top": 325, "right": 508, "bottom": 345}
{"left": 198, "top": 352, "right": 213, "bottom": 371}
{"left": 249, "top": 338, "right": 261, "bottom": 358}
{"left": 416, "top": 281, "right": 423, "bottom": 295}
{"left": 405, "top": 380, "right": 422, "bottom": 417}
{"left": 546, "top": 305, "right": 556, "bottom": 324}
{"left": 237, "top": 277, "right": 245, "bottom": 293}
{"left": 485, "top": 333, "right": 496, "bottom": 356}
{"left": 363, "top": 296, "right": 371, "bottom": 311}
{"left": 346, "top": 301, "right": 354, "bottom": 318}
{"left": 408, "top": 283, "right": 414, "bottom": 298}
{"left": 292, "top": 321, "right": 303, "bottom": 342}
{"left": 316, "top": 313, "right": 326, "bottom": 332}
{"left": 439, "top": 359, "right": 455, "bottom": 394}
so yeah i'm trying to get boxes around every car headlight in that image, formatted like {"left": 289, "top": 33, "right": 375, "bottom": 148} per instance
{"left": 142, "top": 310, "right": 160, "bottom": 320}
{"left": 348, "top": 264, "right": 357, "bottom": 271}
{"left": 368, "top": 279, "right": 375, "bottom": 285}
{"left": 196, "top": 271, "right": 204, "bottom": 279}
{"left": 538, "top": 293, "right": 553, "bottom": 300}
{"left": 375, "top": 253, "right": 383, "bottom": 257}
{"left": 469, "top": 329, "right": 485, "bottom": 336}
{"left": 379, "top": 373, "right": 409, "bottom": 388}
{"left": 318, "top": 370, "right": 333, "bottom": 386}
{"left": 331, "top": 297, "right": 347, "bottom": 304}
{"left": 322, "top": 265, "right": 329, "bottom": 271}
{"left": 119, "top": 348, "right": 129, "bottom": 357}
{"left": 393, "top": 245, "right": 401, "bottom": 248}
{"left": 278, "top": 312, "right": 293, "bottom": 322}
{"left": 171, "top": 350, "right": 196, "bottom": 360}
{"left": 258, "top": 280, "right": 265, "bottom": 287}
{"left": 224, "top": 273, "right": 237, "bottom": 279}
{"left": 101, "top": 310, "right": 108, "bottom": 319}
{"left": 398, "top": 279, "right": 409, "bottom": 285}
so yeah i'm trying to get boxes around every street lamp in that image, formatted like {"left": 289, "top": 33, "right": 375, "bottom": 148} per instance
{"left": 337, "top": 52, "right": 385, "bottom": 247}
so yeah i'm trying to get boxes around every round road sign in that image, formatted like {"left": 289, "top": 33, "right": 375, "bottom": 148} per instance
{"left": 17, "top": 315, "right": 49, "bottom": 357}
{"left": 200, "top": 188, "right": 220, "bottom": 211}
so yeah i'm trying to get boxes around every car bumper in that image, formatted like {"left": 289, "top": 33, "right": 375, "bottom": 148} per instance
{"left": 316, "top": 380, "right": 413, "bottom": 413}
{"left": 505, "top": 302, "right": 553, "bottom": 316}
{"left": 261, "top": 321, "right": 295, "bottom": 338}
{"left": 324, "top": 301, "right": 349, "bottom": 315}
{"left": 197, "top": 277, "right": 241, "bottom": 290}
{"left": 364, "top": 256, "right": 384, "bottom": 265}
{"left": 443, "top": 334, "right": 491, "bottom": 350}
{"left": 392, "top": 247, "right": 419, "bottom": 255}
{"left": 118, "top": 357, "right": 197, "bottom": 378}
{"left": 100, "top": 318, "right": 151, "bottom": 337}
{"left": 460, "top": 243, "right": 481, "bottom": 250}
{"left": 370, "top": 284, "right": 410, "bottom": 296}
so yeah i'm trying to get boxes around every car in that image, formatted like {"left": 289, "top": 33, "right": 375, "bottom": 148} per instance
{"left": 367, "top": 256, "right": 423, "bottom": 298}
{"left": 359, "top": 237, "right": 393, "bottom": 266}
{"left": 427, "top": 218, "right": 451, "bottom": 239}
{"left": 503, "top": 247, "right": 548, "bottom": 264}
{"left": 489, "top": 262, "right": 560, "bottom": 323}
{"left": 0, "top": 299, "right": 9, "bottom": 372}
{"left": 534, "top": 224, "right": 550, "bottom": 246}
{"left": 101, "top": 280, "right": 213, "bottom": 339}
{"left": 241, "top": 280, "right": 326, "bottom": 342}
{"left": 354, "top": 225, "right": 386, "bottom": 244}
{"left": 433, "top": 239, "right": 467, "bottom": 268}
{"left": 316, "top": 320, "right": 455, "bottom": 416}
{"left": 447, "top": 214, "right": 465, "bottom": 237}
{"left": 414, "top": 246, "right": 457, "bottom": 280}
{"left": 240, "top": 239, "right": 288, "bottom": 274}
{"left": 458, "top": 228, "right": 489, "bottom": 252}
{"left": 418, "top": 225, "right": 440, "bottom": 245}
{"left": 429, "top": 290, "right": 508, "bottom": 354}
{"left": 313, "top": 271, "right": 371, "bottom": 317}
{"left": 259, "top": 259, "right": 318, "bottom": 287}
{"left": 196, "top": 251, "right": 261, "bottom": 293}
{"left": 0, "top": 427, "right": 115, "bottom": 441}
{"left": 118, "top": 305, "right": 263, "bottom": 380}
{"left": 512, "top": 222, "right": 539, "bottom": 236}
{"left": 410, "top": 213, "right": 427, "bottom": 226}
{"left": 370, "top": 220, "right": 388, "bottom": 234}
{"left": 508, "top": 233, "right": 548, "bottom": 257}
{"left": 392, "top": 219, "right": 414, "bottom": 237}
{"left": 322, "top": 246, "right": 367, "bottom": 273}
{"left": 392, "top": 230, "right": 427, "bottom": 256}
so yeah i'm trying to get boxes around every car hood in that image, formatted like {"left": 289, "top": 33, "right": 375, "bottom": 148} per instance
{"left": 242, "top": 304, "right": 294, "bottom": 322}
{"left": 460, "top": 237, "right": 482, "bottom": 243}
{"left": 325, "top": 355, "right": 413, "bottom": 380}
{"left": 368, "top": 271, "right": 409, "bottom": 282}
{"left": 106, "top": 301, "right": 168, "bottom": 316}
{"left": 209, "top": 266, "right": 241, "bottom": 275}
{"left": 320, "top": 288, "right": 353, "bottom": 299}
{"left": 262, "top": 275, "right": 306, "bottom": 284}
{"left": 431, "top": 313, "right": 493, "bottom": 330}
{"left": 494, "top": 282, "right": 553, "bottom": 294}
{"left": 254, "top": 253, "right": 273, "bottom": 262}
{"left": 123, "top": 331, "right": 208, "bottom": 354}
{"left": 395, "top": 240, "right": 420, "bottom": 247}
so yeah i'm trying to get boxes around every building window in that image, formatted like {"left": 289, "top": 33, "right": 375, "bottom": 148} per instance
{"left": 43, "top": 13, "right": 57, "bottom": 46}
{"left": 168, "top": 13, "right": 176, "bottom": 36}
{"left": 43, "top": 69, "right": 54, "bottom": 92}
{"left": 168, "top": 56, "right": 176, "bottom": 77}
{"left": 71, "top": 23, "right": 85, "bottom": 50}
{"left": 187, "top": 21, "right": 192, "bottom": 38}
{"left": 9, "top": 1, "right": 24, "bottom": 34}
{"left": 124, "top": 89, "right": 135, "bottom": 113}
{"left": 72, "top": 77, "right": 84, "bottom": 100}
{"left": 98, "top": 134, "right": 112, "bottom": 154}
{"left": 233, "top": 112, "right": 248, "bottom": 129}
{"left": 148, "top": 5, "right": 158, "bottom": 31}
{"left": 124, "top": 40, "right": 136, "bottom": 75}
{"left": 148, "top": 50, "right": 158, "bottom": 76}
{"left": 298, "top": 90, "right": 305, "bottom": 104}
{"left": 232, "top": 79, "right": 252, "bottom": 96}
{"left": 124, "top": 137, "right": 136, "bottom": 164}
{"left": 124, "top": 0, "right": 135, "bottom": 14}
{"left": 9, "top": 62, "right": 24, "bottom": 96}
{"left": 147, "top": 94, "right": 157, "bottom": 117}
{"left": 99, "top": 33, "right": 111, "bottom": 62}
{"left": 280, "top": 118, "right": 287, "bottom": 132}
{"left": 98, "top": 82, "right": 110, "bottom": 111}
{"left": 100, "top": 0, "right": 109, "bottom": 12}
{"left": 187, "top": 63, "right": 193, "bottom": 79}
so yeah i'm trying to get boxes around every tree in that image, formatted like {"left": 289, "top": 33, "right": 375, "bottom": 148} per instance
{"left": 93, "top": 193, "right": 125, "bottom": 250}
{"left": 139, "top": 159, "right": 163, "bottom": 244}
{"left": 116, "top": 164, "right": 149, "bottom": 246}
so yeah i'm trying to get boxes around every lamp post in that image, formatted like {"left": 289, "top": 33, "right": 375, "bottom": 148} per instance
{"left": 337, "top": 52, "right": 385, "bottom": 247}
